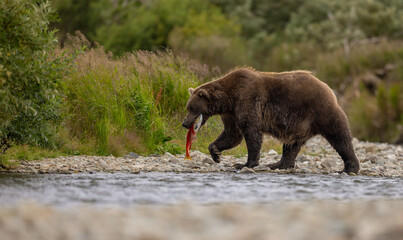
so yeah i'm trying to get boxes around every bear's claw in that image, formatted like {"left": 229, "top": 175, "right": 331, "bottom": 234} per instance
{"left": 267, "top": 161, "right": 295, "bottom": 170}
{"left": 339, "top": 166, "right": 359, "bottom": 174}
{"left": 234, "top": 163, "right": 245, "bottom": 169}
{"left": 234, "top": 162, "right": 259, "bottom": 170}
{"left": 208, "top": 144, "right": 221, "bottom": 163}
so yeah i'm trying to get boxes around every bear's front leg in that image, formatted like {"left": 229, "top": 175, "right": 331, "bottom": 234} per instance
{"left": 209, "top": 115, "right": 243, "bottom": 163}
{"left": 208, "top": 144, "right": 221, "bottom": 163}
{"left": 208, "top": 128, "right": 243, "bottom": 163}
{"left": 235, "top": 131, "right": 262, "bottom": 169}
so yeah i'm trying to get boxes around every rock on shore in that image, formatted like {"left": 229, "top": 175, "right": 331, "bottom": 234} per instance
{"left": 1, "top": 136, "right": 402, "bottom": 177}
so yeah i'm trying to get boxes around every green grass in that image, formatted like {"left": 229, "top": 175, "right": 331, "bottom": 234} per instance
{"left": 61, "top": 47, "right": 204, "bottom": 156}
{"left": 0, "top": 145, "right": 61, "bottom": 166}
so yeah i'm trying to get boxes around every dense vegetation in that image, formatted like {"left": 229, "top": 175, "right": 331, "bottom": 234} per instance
{"left": 51, "top": 0, "right": 403, "bottom": 143}
{"left": 1, "top": 0, "right": 402, "bottom": 164}
{"left": 0, "top": 0, "right": 73, "bottom": 161}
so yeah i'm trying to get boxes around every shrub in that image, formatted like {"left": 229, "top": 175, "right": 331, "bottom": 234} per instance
{"left": 0, "top": 0, "right": 73, "bottom": 157}
{"left": 349, "top": 83, "right": 403, "bottom": 142}
{"left": 286, "top": 0, "right": 403, "bottom": 52}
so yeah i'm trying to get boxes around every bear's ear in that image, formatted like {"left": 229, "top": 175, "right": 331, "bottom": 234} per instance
{"left": 188, "top": 88, "right": 195, "bottom": 95}
{"left": 198, "top": 89, "right": 209, "bottom": 99}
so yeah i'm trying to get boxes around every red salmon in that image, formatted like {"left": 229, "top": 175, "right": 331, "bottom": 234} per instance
{"left": 185, "top": 123, "right": 195, "bottom": 160}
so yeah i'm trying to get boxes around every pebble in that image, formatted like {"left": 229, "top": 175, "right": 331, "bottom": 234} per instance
{"left": 321, "top": 159, "right": 337, "bottom": 171}
{"left": 386, "top": 154, "right": 396, "bottom": 161}
{"left": 268, "top": 149, "right": 278, "bottom": 155}
{"left": 163, "top": 152, "right": 175, "bottom": 159}
{"left": 168, "top": 158, "right": 179, "bottom": 164}
{"left": 296, "top": 155, "right": 307, "bottom": 162}
{"left": 202, "top": 157, "right": 216, "bottom": 165}
{"left": 375, "top": 159, "right": 385, "bottom": 166}
{"left": 1, "top": 136, "right": 402, "bottom": 177}
{"left": 239, "top": 167, "right": 256, "bottom": 174}
{"left": 98, "top": 159, "right": 108, "bottom": 168}
{"left": 299, "top": 168, "right": 312, "bottom": 174}
{"left": 128, "top": 152, "right": 139, "bottom": 159}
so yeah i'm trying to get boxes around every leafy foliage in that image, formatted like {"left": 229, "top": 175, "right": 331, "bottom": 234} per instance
{"left": 51, "top": 0, "right": 107, "bottom": 45}
{"left": 0, "top": 0, "right": 73, "bottom": 155}
{"left": 285, "top": 0, "right": 403, "bottom": 51}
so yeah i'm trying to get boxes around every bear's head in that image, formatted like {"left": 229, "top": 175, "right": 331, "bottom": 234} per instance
{"left": 182, "top": 87, "right": 211, "bottom": 129}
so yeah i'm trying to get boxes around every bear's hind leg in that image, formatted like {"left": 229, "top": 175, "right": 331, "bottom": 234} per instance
{"left": 323, "top": 133, "right": 360, "bottom": 174}
{"left": 268, "top": 142, "right": 303, "bottom": 170}
{"left": 320, "top": 112, "right": 360, "bottom": 174}
{"left": 208, "top": 115, "right": 243, "bottom": 163}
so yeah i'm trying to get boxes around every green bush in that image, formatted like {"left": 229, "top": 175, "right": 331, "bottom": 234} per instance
{"left": 0, "top": 0, "right": 73, "bottom": 156}
{"left": 286, "top": 0, "right": 403, "bottom": 51}
{"left": 349, "top": 83, "right": 403, "bottom": 142}
{"left": 326, "top": 40, "right": 403, "bottom": 143}
{"left": 94, "top": 0, "right": 239, "bottom": 55}
{"left": 315, "top": 39, "right": 403, "bottom": 89}
{"left": 53, "top": 0, "right": 248, "bottom": 69}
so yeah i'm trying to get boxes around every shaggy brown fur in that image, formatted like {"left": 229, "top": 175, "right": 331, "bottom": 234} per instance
{"left": 182, "top": 67, "right": 360, "bottom": 173}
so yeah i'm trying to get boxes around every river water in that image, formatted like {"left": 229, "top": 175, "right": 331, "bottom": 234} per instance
{"left": 0, "top": 172, "right": 402, "bottom": 207}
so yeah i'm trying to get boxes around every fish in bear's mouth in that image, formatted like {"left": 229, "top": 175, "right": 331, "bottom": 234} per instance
{"left": 185, "top": 114, "right": 203, "bottom": 160}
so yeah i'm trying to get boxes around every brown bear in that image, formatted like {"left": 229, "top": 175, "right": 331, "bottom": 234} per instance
{"left": 182, "top": 67, "right": 360, "bottom": 173}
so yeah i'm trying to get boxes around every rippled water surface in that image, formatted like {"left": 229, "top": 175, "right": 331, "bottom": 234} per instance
{"left": 0, "top": 173, "right": 402, "bottom": 206}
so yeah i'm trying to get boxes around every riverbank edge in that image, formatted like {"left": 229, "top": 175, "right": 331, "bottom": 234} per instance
{"left": 1, "top": 136, "right": 402, "bottom": 177}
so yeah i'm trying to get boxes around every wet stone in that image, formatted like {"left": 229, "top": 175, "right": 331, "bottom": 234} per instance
{"left": 128, "top": 152, "right": 140, "bottom": 159}
{"left": 240, "top": 167, "right": 256, "bottom": 174}
{"left": 268, "top": 149, "right": 278, "bottom": 155}
{"left": 299, "top": 168, "right": 312, "bottom": 174}
{"left": 375, "top": 159, "right": 385, "bottom": 166}
{"left": 321, "top": 159, "right": 337, "bottom": 171}
{"left": 98, "top": 159, "right": 108, "bottom": 168}
{"left": 163, "top": 152, "right": 175, "bottom": 159}
{"left": 202, "top": 158, "right": 216, "bottom": 165}
{"left": 386, "top": 154, "right": 396, "bottom": 161}
{"left": 169, "top": 158, "right": 180, "bottom": 164}
{"left": 340, "top": 172, "right": 349, "bottom": 177}
{"left": 296, "top": 155, "right": 307, "bottom": 162}
{"left": 186, "top": 162, "right": 200, "bottom": 169}
{"left": 58, "top": 168, "right": 71, "bottom": 174}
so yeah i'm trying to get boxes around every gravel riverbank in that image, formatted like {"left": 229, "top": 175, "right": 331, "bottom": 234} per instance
{"left": 2, "top": 136, "right": 402, "bottom": 177}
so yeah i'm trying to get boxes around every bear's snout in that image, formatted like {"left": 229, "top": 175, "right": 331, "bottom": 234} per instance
{"left": 182, "top": 116, "right": 194, "bottom": 129}
{"left": 182, "top": 113, "right": 198, "bottom": 129}
{"left": 182, "top": 121, "right": 191, "bottom": 129}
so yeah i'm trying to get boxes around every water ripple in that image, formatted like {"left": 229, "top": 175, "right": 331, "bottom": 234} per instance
{"left": 0, "top": 172, "right": 402, "bottom": 207}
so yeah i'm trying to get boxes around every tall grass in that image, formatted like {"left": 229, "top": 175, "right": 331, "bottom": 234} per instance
{"left": 62, "top": 45, "right": 203, "bottom": 155}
